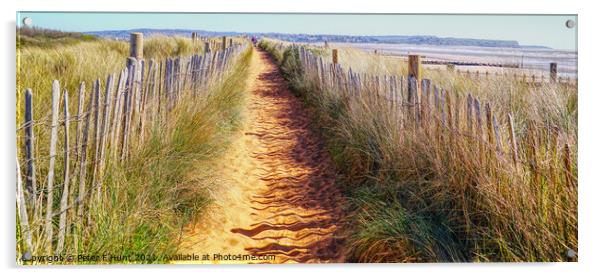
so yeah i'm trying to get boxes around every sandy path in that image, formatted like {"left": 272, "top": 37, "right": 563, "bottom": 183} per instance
{"left": 175, "top": 48, "right": 344, "bottom": 264}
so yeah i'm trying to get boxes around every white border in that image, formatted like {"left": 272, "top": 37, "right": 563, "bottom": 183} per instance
{"left": 2, "top": 1, "right": 600, "bottom": 276}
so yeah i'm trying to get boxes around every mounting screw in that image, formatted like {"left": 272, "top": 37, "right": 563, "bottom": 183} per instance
{"left": 21, "top": 251, "right": 32, "bottom": 261}
{"left": 565, "top": 19, "right": 575, "bottom": 29}
{"left": 22, "top": 17, "right": 33, "bottom": 27}
{"left": 567, "top": 248, "right": 577, "bottom": 262}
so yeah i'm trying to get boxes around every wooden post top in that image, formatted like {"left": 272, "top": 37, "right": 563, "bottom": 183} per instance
{"left": 332, "top": 49, "right": 338, "bottom": 64}
{"left": 550, "top": 62, "right": 558, "bottom": 83}
{"left": 129, "top": 32, "right": 143, "bottom": 60}
{"left": 408, "top": 54, "right": 421, "bottom": 80}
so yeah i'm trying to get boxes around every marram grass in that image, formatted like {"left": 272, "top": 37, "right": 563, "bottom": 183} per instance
{"left": 260, "top": 39, "right": 577, "bottom": 262}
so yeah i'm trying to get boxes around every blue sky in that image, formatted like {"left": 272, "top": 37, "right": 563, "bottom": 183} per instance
{"left": 17, "top": 12, "right": 577, "bottom": 50}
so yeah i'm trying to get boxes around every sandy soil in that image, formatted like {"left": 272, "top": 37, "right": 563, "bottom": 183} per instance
{"left": 175, "top": 48, "right": 345, "bottom": 264}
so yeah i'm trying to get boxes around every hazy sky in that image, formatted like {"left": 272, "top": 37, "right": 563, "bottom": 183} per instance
{"left": 17, "top": 12, "right": 577, "bottom": 50}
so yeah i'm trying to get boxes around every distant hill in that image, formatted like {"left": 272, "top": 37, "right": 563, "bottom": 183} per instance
{"left": 86, "top": 28, "right": 544, "bottom": 49}
{"left": 85, "top": 28, "right": 237, "bottom": 40}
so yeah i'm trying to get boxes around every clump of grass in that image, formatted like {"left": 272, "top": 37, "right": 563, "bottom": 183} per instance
{"left": 261, "top": 40, "right": 577, "bottom": 262}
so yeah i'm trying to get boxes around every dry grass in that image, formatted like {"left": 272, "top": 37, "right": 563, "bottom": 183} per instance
{"left": 260, "top": 39, "right": 577, "bottom": 262}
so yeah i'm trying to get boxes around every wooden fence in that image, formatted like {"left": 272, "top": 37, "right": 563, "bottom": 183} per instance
{"left": 294, "top": 45, "right": 576, "bottom": 193}
{"left": 385, "top": 54, "right": 577, "bottom": 86}
{"left": 290, "top": 41, "right": 578, "bottom": 87}
{"left": 448, "top": 68, "right": 578, "bottom": 86}
{"left": 16, "top": 39, "right": 247, "bottom": 256}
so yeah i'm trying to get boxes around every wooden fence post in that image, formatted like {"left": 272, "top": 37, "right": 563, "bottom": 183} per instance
{"left": 454, "top": 92, "right": 460, "bottom": 130}
{"left": 527, "top": 123, "right": 540, "bottom": 185}
{"left": 466, "top": 94, "right": 473, "bottom": 134}
{"left": 222, "top": 36, "right": 227, "bottom": 50}
{"left": 129, "top": 32, "right": 143, "bottom": 66}
{"left": 17, "top": 154, "right": 33, "bottom": 252}
{"left": 90, "top": 79, "right": 101, "bottom": 203}
{"left": 485, "top": 103, "right": 494, "bottom": 148}
{"left": 24, "top": 89, "right": 36, "bottom": 197}
{"left": 445, "top": 89, "right": 453, "bottom": 131}
{"left": 550, "top": 62, "right": 558, "bottom": 83}
{"left": 45, "top": 80, "right": 61, "bottom": 253}
{"left": 56, "top": 89, "right": 70, "bottom": 254}
{"left": 204, "top": 42, "right": 211, "bottom": 53}
{"left": 332, "top": 49, "right": 338, "bottom": 65}
{"left": 69, "top": 82, "right": 85, "bottom": 233}
{"left": 73, "top": 83, "right": 86, "bottom": 168}
{"left": 492, "top": 114, "right": 502, "bottom": 152}
{"left": 121, "top": 62, "right": 136, "bottom": 161}
{"left": 110, "top": 69, "right": 127, "bottom": 161}
{"left": 563, "top": 143, "right": 573, "bottom": 187}
{"left": 421, "top": 79, "right": 431, "bottom": 123}
{"left": 95, "top": 74, "right": 115, "bottom": 201}
{"left": 408, "top": 55, "right": 421, "bottom": 80}
{"left": 76, "top": 78, "right": 95, "bottom": 236}
{"left": 408, "top": 77, "right": 418, "bottom": 126}
{"left": 440, "top": 88, "right": 447, "bottom": 126}
{"left": 474, "top": 99, "right": 484, "bottom": 163}
{"left": 507, "top": 113, "right": 519, "bottom": 166}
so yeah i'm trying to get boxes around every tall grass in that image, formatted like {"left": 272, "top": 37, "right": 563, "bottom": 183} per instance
{"left": 260, "top": 40, "right": 577, "bottom": 262}
{"left": 16, "top": 33, "right": 251, "bottom": 263}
